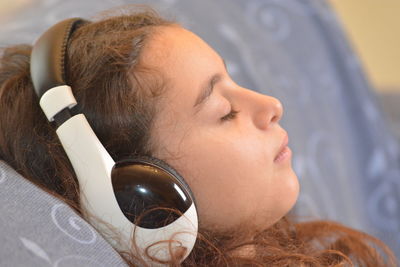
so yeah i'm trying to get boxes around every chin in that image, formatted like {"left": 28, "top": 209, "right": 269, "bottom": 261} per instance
{"left": 281, "top": 168, "right": 300, "bottom": 205}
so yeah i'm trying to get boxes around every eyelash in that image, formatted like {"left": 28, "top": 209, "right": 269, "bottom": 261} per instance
{"left": 220, "top": 108, "right": 240, "bottom": 122}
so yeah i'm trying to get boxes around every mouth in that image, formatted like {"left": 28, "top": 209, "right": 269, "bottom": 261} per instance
{"left": 274, "top": 132, "right": 291, "bottom": 163}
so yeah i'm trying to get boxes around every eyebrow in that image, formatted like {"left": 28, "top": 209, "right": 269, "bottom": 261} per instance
{"left": 193, "top": 59, "right": 227, "bottom": 112}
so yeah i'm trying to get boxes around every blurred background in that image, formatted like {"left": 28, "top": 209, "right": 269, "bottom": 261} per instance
{"left": 329, "top": 0, "right": 400, "bottom": 141}
{"left": 330, "top": 0, "right": 400, "bottom": 93}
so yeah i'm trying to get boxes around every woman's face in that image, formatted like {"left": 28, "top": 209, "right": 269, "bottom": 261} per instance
{"left": 142, "top": 26, "right": 299, "bottom": 232}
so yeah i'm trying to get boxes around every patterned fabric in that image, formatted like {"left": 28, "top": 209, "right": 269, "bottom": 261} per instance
{"left": 0, "top": 0, "right": 399, "bottom": 264}
{"left": 0, "top": 161, "right": 127, "bottom": 266}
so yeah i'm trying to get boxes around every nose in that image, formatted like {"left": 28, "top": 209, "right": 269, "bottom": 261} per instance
{"left": 245, "top": 89, "right": 283, "bottom": 130}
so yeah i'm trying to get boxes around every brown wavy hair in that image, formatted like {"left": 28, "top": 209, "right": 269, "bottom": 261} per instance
{"left": 0, "top": 7, "right": 397, "bottom": 267}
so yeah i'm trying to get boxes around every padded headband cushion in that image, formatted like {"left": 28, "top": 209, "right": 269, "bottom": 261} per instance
{"left": 30, "top": 18, "right": 86, "bottom": 99}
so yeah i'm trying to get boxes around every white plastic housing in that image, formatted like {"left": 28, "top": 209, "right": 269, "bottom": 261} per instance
{"left": 40, "top": 85, "right": 198, "bottom": 265}
{"left": 39, "top": 85, "right": 77, "bottom": 121}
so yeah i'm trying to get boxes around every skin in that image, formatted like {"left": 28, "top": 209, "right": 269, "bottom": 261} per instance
{"left": 141, "top": 26, "right": 299, "bottom": 233}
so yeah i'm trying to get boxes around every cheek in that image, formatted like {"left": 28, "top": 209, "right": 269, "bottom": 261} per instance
{"left": 169, "top": 137, "right": 278, "bottom": 230}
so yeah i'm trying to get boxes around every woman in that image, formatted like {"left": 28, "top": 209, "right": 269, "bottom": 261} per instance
{"left": 0, "top": 7, "right": 396, "bottom": 266}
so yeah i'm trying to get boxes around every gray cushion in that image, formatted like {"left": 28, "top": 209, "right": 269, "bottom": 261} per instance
{"left": 0, "top": 161, "right": 127, "bottom": 267}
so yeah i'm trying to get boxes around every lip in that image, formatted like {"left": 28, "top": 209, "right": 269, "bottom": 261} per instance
{"left": 274, "top": 132, "right": 289, "bottom": 162}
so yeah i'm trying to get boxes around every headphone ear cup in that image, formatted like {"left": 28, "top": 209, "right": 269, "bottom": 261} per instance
{"left": 111, "top": 155, "right": 196, "bottom": 228}
{"left": 131, "top": 155, "right": 195, "bottom": 201}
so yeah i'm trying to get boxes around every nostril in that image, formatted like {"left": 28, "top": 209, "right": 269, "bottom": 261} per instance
{"left": 271, "top": 114, "right": 280, "bottom": 123}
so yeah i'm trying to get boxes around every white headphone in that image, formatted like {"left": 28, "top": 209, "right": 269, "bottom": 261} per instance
{"left": 30, "top": 18, "right": 198, "bottom": 265}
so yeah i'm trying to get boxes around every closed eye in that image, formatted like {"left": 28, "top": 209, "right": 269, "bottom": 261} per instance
{"left": 220, "top": 108, "right": 240, "bottom": 122}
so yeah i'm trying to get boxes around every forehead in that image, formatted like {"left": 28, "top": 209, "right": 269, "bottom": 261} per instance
{"left": 140, "top": 26, "right": 222, "bottom": 107}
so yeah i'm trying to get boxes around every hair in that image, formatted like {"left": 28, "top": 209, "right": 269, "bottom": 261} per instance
{"left": 0, "top": 7, "right": 397, "bottom": 267}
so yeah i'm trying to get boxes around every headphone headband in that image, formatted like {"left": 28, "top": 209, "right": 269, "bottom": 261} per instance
{"left": 30, "top": 18, "right": 85, "bottom": 99}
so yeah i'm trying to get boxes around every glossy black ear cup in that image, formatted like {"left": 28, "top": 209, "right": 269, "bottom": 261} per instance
{"left": 111, "top": 156, "right": 195, "bottom": 228}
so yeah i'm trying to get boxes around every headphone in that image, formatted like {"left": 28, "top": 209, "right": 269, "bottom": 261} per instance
{"left": 29, "top": 18, "right": 198, "bottom": 265}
